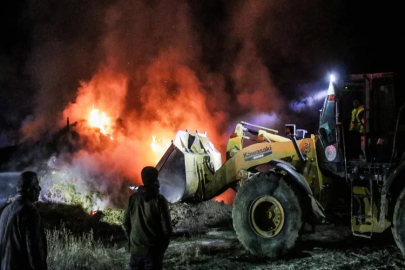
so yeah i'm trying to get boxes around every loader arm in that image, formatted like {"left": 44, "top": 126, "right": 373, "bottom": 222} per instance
{"left": 203, "top": 138, "right": 318, "bottom": 200}
{"left": 157, "top": 123, "right": 324, "bottom": 210}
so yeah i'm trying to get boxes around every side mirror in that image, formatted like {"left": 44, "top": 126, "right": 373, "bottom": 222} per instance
{"left": 296, "top": 129, "right": 307, "bottom": 140}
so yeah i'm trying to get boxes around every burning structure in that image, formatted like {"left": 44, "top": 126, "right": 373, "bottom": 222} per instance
{"left": 1, "top": 0, "right": 349, "bottom": 212}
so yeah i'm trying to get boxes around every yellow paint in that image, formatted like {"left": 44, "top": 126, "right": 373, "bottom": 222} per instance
{"left": 351, "top": 187, "right": 390, "bottom": 233}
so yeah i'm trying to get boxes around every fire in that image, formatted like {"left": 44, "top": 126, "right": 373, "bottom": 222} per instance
{"left": 214, "top": 189, "right": 236, "bottom": 205}
{"left": 60, "top": 64, "right": 230, "bottom": 200}
{"left": 151, "top": 136, "right": 171, "bottom": 163}
{"left": 89, "top": 107, "right": 111, "bottom": 136}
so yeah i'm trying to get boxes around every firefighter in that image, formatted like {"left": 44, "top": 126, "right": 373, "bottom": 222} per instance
{"left": 0, "top": 171, "right": 47, "bottom": 270}
{"left": 122, "top": 166, "right": 172, "bottom": 270}
{"left": 348, "top": 100, "right": 365, "bottom": 159}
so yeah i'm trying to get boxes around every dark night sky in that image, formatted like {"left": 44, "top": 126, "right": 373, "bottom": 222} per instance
{"left": 0, "top": 0, "right": 404, "bottom": 147}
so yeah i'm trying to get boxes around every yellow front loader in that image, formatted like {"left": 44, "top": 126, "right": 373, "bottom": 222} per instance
{"left": 157, "top": 120, "right": 326, "bottom": 257}
{"left": 157, "top": 72, "right": 405, "bottom": 258}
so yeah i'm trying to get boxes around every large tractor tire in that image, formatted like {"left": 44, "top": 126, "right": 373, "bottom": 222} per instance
{"left": 232, "top": 172, "right": 302, "bottom": 257}
{"left": 392, "top": 187, "right": 405, "bottom": 255}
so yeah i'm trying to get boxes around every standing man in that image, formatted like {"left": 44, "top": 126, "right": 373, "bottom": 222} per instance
{"left": 348, "top": 99, "right": 365, "bottom": 159}
{"left": 123, "top": 166, "right": 172, "bottom": 270}
{"left": 349, "top": 99, "right": 364, "bottom": 134}
{"left": 0, "top": 171, "right": 47, "bottom": 270}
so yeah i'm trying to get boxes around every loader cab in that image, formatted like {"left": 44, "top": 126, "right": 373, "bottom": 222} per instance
{"left": 316, "top": 73, "right": 403, "bottom": 175}
{"left": 339, "top": 73, "right": 400, "bottom": 163}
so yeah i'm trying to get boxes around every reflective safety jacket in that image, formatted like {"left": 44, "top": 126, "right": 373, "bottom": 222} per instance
{"left": 350, "top": 105, "right": 364, "bottom": 133}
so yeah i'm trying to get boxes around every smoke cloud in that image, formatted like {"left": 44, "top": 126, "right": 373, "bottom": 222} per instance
{"left": 10, "top": 0, "right": 341, "bottom": 205}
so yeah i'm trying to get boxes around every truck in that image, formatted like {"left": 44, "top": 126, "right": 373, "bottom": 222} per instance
{"left": 157, "top": 72, "right": 405, "bottom": 257}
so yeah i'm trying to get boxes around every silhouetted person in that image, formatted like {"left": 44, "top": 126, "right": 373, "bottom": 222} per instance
{"left": 123, "top": 166, "right": 172, "bottom": 270}
{"left": 0, "top": 171, "right": 47, "bottom": 270}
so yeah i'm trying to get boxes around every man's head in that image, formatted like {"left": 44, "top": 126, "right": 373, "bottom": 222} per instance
{"left": 353, "top": 100, "right": 360, "bottom": 108}
{"left": 16, "top": 171, "right": 41, "bottom": 202}
{"left": 141, "top": 166, "right": 159, "bottom": 188}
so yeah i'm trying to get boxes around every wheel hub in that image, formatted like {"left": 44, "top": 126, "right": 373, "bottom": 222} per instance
{"left": 250, "top": 195, "right": 285, "bottom": 238}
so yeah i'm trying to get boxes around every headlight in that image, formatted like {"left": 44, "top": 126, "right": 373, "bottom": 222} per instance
{"left": 325, "top": 145, "right": 337, "bottom": 161}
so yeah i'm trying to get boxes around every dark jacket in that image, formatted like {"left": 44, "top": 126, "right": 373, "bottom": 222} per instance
{"left": 0, "top": 196, "right": 47, "bottom": 270}
{"left": 122, "top": 186, "right": 172, "bottom": 255}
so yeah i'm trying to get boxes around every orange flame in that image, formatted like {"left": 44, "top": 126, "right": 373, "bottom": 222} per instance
{"left": 213, "top": 188, "right": 236, "bottom": 205}
{"left": 151, "top": 136, "right": 171, "bottom": 153}
{"left": 61, "top": 64, "right": 228, "bottom": 193}
{"left": 89, "top": 107, "right": 111, "bottom": 135}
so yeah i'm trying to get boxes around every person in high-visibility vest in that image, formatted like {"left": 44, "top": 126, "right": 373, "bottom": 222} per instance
{"left": 348, "top": 100, "right": 365, "bottom": 159}
{"left": 349, "top": 100, "right": 364, "bottom": 133}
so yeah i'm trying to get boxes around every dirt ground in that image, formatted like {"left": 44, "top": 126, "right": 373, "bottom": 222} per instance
{"left": 38, "top": 198, "right": 405, "bottom": 269}
{"left": 164, "top": 225, "right": 405, "bottom": 270}
{"left": 163, "top": 201, "right": 405, "bottom": 270}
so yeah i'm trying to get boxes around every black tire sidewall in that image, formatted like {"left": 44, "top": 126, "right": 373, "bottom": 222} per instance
{"left": 232, "top": 173, "right": 302, "bottom": 257}
{"left": 392, "top": 187, "right": 405, "bottom": 255}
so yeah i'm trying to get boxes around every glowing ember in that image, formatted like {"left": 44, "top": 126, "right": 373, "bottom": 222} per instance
{"left": 89, "top": 108, "right": 111, "bottom": 135}
{"left": 213, "top": 188, "right": 236, "bottom": 205}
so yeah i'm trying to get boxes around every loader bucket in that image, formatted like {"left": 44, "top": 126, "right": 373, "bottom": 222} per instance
{"left": 156, "top": 131, "right": 222, "bottom": 203}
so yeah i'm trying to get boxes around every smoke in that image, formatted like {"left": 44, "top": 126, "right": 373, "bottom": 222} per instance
{"left": 11, "top": 0, "right": 341, "bottom": 206}
{"left": 227, "top": 1, "right": 284, "bottom": 113}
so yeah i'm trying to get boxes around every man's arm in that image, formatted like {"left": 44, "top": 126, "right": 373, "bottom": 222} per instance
{"left": 122, "top": 196, "right": 132, "bottom": 239}
{"left": 350, "top": 109, "right": 358, "bottom": 130}
{"left": 25, "top": 207, "right": 47, "bottom": 270}
{"left": 159, "top": 196, "right": 172, "bottom": 252}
